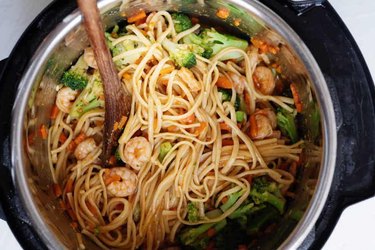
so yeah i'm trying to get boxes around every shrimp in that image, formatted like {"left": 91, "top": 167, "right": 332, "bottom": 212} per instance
{"left": 124, "top": 137, "right": 152, "bottom": 169}
{"left": 56, "top": 87, "right": 78, "bottom": 113}
{"left": 177, "top": 67, "right": 201, "bottom": 92}
{"left": 106, "top": 167, "right": 138, "bottom": 197}
{"left": 228, "top": 72, "right": 246, "bottom": 94}
{"left": 74, "top": 138, "right": 97, "bottom": 160}
{"left": 253, "top": 66, "right": 275, "bottom": 95}
{"left": 83, "top": 47, "right": 98, "bottom": 69}
{"left": 249, "top": 108, "right": 277, "bottom": 140}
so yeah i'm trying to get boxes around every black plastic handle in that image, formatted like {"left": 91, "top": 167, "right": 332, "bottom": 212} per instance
{"left": 0, "top": 58, "right": 8, "bottom": 221}
{"left": 260, "top": 0, "right": 375, "bottom": 249}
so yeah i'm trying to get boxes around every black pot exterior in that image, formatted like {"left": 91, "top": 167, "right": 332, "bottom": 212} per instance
{"left": 0, "top": 0, "right": 374, "bottom": 249}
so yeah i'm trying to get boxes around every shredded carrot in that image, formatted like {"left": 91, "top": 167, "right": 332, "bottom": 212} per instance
{"left": 39, "top": 124, "right": 48, "bottom": 140}
{"left": 290, "top": 83, "right": 303, "bottom": 112}
{"left": 74, "top": 132, "right": 86, "bottom": 145}
{"left": 108, "top": 155, "right": 117, "bottom": 166}
{"left": 222, "top": 139, "right": 234, "bottom": 146}
{"left": 233, "top": 18, "right": 241, "bottom": 27}
{"left": 207, "top": 228, "right": 216, "bottom": 237}
{"left": 118, "top": 116, "right": 128, "bottom": 130}
{"left": 249, "top": 114, "right": 258, "bottom": 139}
{"left": 70, "top": 222, "right": 78, "bottom": 230}
{"left": 191, "top": 17, "right": 199, "bottom": 25}
{"left": 245, "top": 175, "right": 253, "bottom": 185}
{"left": 27, "top": 132, "right": 35, "bottom": 145}
{"left": 221, "top": 196, "right": 228, "bottom": 204}
{"left": 59, "top": 133, "right": 67, "bottom": 144}
{"left": 194, "top": 122, "right": 208, "bottom": 135}
{"left": 160, "top": 66, "right": 175, "bottom": 75}
{"left": 122, "top": 73, "right": 132, "bottom": 80}
{"left": 53, "top": 184, "right": 62, "bottom": 197}
{"left": 86, "top": 202, "right": 99, "bottom": 216}
{"left": 290, "top": 161, "right": 298, "bottom": 177}
{"left": 216, "top": 7, "right": 230, "bottom": 19}
{"left": 104, "top": 174, "right": 121, "bottom": 186}
{"left": 115, "top": 204, "right": 124, "bottom": 210}
{"left": 67, "top": 141, "right": 76, "bottom": 152}
{"left": 219, "top": 122, "right": 231, "bottom": 131}
{"left": 134, "top": 16, "right": 147, "bottom": 26}
{"left": 50, "top": 105, "right": 59, "bottom": 120}
{"left": 167, "top": 125, "right": 178, "bottom": 132}
{"left": 238, "top": 244, "right": 249, "bottom": 250}
{"left": 67, "top": 209, "right": 77, "bottom": 221}
{"left": 59, "top": 199, "right": 66, "bottom": 210}
{"left": 181, "top": 113, "right": 196, "bottom": 124}
{"left": 127, "top": 10, "right": 147, "bottom": 23}
{"left": 65, "top": 178, "right": 74, "bottom": 193}
{"left": 216, "top": 75, "right": 233, "bottom": 89}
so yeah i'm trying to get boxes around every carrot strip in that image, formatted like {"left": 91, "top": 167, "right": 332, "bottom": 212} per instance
{"left": 216, "top": 7, "right": 229, "bottom": 19}
{"left": 127, "top": 10, "right": 147, "bottom": 23}
{"left": 53, "top": 184, "right": 62, "bottom": 197}
{"left": 104, "top": 174, "right": 121, "bottom": 186}
{"left": 67, "top": 141, "right": 76, "bottom": 152}
{"left": 74, "top": 132, "right": 86, "bottom": 145}
{"left": 249, "top": 114, "right": 258, "bottom": 139}
{"left": 207, "top": 228, "right": 216, "bottom": 237}
{"left": 167, "top": 125, "right": 178, "bottom": 132}
{"left": 108, "top": 155, "right": 117, "bottom": 166}
{"left": 194, "top": 122, "right": 208, "bottom": 135}
{"left": 159, "top": 66, "right": 175, "bottom": 75}
{"left": 219, "top": 122, "right": 231, "bottom": 131}
{"left": 290, "top": 83, "right": 303, "bottom": 112}
{"left": 70, "top": 222, "right": 78, "bottom": 230}
{"left": 216, "top": 75, "right": 233, "bottom": 89}
{"left": 59, "top": 133, "right": 67, "bottom": 144}
{"left": 67, "top": 209, "right": 77, "bottom": 221}
{"left": 222, "top": 139, "right": 234, "bottom": 146}
{"left": 59, "top": 199, "right": 67, "bottom": 210}
{"left": 221, "top": 196, "right": 228, "bottom": 204}
{"left": 86, "top": 202, "right": 99, "bottom": 216}
{"left": 122, "top": 73, "right": 132, "bottom": 80}
{"left": 39, "top": 124, "right": 48, "bottom": 140}
{"left": 65, "top": 178, "right": 74, "bottom": 193}
{"left": 181, "top": 113, "right": 196, "bottom": 124}
{"left": 50, "top": 105, "right": 59, "bottom": 120}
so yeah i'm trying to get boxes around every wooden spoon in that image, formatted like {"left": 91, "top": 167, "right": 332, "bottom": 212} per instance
{"left": 77, "top": 0, "right": 132, "bottom": 165}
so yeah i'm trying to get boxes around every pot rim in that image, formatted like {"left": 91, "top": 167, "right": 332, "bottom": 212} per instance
{"left": 11, "top": 0, "right": 337, "bottom": 249}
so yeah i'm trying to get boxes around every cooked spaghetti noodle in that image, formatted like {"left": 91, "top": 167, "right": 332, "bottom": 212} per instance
{"left": 48, "top": 11, "right": 306, "bottom": 250}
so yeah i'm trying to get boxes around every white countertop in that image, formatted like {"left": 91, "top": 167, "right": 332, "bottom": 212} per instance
{"left": 0, "top": 0, "right": 374, "bottom": 249}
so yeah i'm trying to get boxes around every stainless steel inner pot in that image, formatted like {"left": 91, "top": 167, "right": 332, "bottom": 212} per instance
{"left": 11, "top": 0, "right": 337, "bottom": 249}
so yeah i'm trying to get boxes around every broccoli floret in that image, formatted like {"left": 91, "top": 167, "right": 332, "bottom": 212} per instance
{"left": 187, "top": 202, "right": 199, "bottom": 222}
{"left": 236, "top": 111, "right": 246, "bottom": 123}
{"left": 220, "top": 191, "right": 243, "bottom": 212}
{"left": 277, "top": 108, "right": 298, "bottom": 143}
{"left": 180, "top": 219, "right": 227, "bottom": 249}
{"left": 171, "top": 13, "right": 193, "bottom": 33}
{"left": 159, "top": 141, "right": 173, "bottom": 162}
{"left": 162, "top": 39, "right": 196, "bottom": 68}
{"left": 105, "top": 32, "right": 143, "bottom": 68}
{"left": 218, "top": 88, "right": 232, "bottom": 102}
{"left": 183, "top": 33, "right": 213, "bottom": 59}
{"left": 69, "top": 72, "right": 105, "bottom": 119}
{"left": 228, "top": 202, "right": 254, "bottom": 219}
{"left": 199, "top": 28, "right": 248, "bottom": 60}
{"left": 180, "top": 222, "right": 214, "bottom": 247}
{"left": 60, "top": 55, "right": 89, "bottom": 90}
{"left": 247, "top": 205, "right": 280, "bottom": 235}
{"left": 250, "top": 177, "right": 286, "bottom": 214}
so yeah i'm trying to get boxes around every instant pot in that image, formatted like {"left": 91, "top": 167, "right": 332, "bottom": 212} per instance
{"left": 0, "top": 0, "right": 374, "bottom": 249}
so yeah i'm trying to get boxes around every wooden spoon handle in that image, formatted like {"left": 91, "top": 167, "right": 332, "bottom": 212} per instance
{"left": 77, "top": 0, "right": 131, "bottom": 165}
